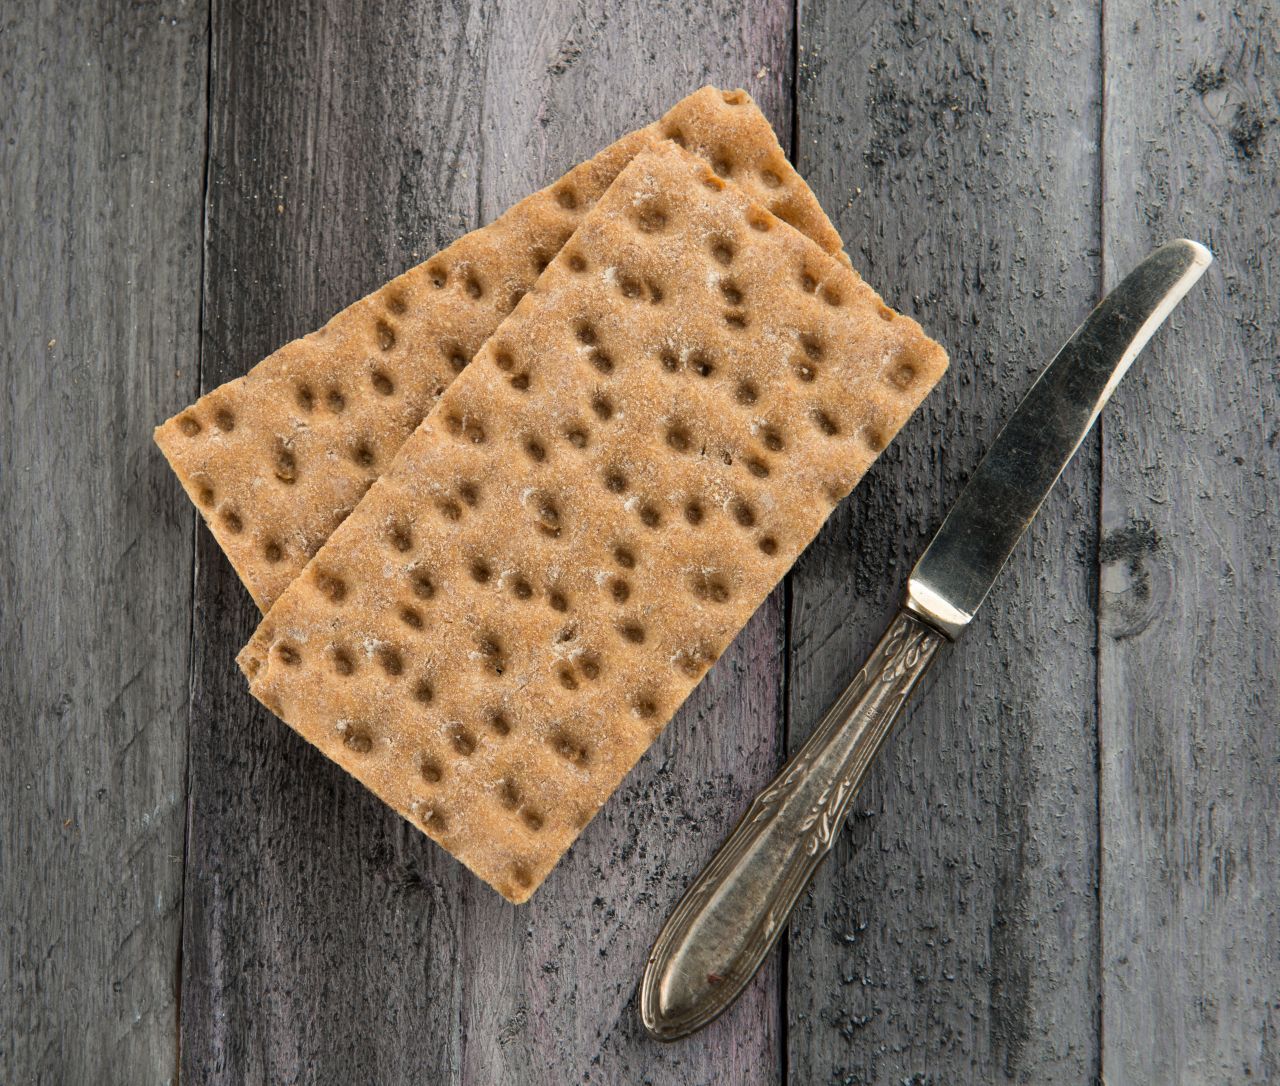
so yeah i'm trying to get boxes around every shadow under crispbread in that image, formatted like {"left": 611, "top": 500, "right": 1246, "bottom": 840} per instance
{"left": 238, "top": 142, "right": 948, "bottom": 903}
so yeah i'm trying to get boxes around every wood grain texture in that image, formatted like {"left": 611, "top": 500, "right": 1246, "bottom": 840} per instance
{"left": 452, "top": 7, "right": 796, "bottom": 1082}
{"left": 0, "top": 1, "right": 208, "bottom": 1082}
{"left": 180, "top": 2, "right": 793, "bottom": 1083}
{"left": 1099, "top": 3, "right": 1280, "bottom": 1082}
{"left": 789, "top": 1, "right": 1103, "bottom": 1081}
{"left": 179, "top": 1, "right": 487, "bottom": 1081}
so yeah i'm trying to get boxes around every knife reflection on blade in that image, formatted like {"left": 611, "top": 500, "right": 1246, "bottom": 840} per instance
{"left": 641, "top": 239, "right": 1213, "bottom": 1041}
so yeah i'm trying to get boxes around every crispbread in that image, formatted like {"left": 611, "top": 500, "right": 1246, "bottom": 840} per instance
{"left": 155, "top": 87, "right": 845, "bottom": 610}
{"left": 238, "top": 142, "right": 948, "bottom": 903}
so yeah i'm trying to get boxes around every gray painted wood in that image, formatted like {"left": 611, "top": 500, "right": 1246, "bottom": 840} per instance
{"left": 789, "top": 1, "right": 1104, "bottom": 1081}
{"left": 0, "top": 2, "right": 208, "bottom": 1082}
{"left": 179, "top": 1, "right": 488, "bottom": 1083}
{"left": 1099, "top": 4, "right": 1280, "bottom": 1082}
{"left": 452, "top": 8, "right": 795, "bottom": 1083}
{"left": 180, "top": 2, "right": 792, "bottom": 1083}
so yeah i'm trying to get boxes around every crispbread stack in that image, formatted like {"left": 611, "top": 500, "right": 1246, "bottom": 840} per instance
{"left": 238, "top": 142, "right": 947, "bottom": 903}
{"left": 155, "top": 87, "right": 845, "bottom": 610}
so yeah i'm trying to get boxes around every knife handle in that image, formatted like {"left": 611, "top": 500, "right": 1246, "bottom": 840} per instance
{"left": 640, "top": 608, "right": 945, "bottom": 1040}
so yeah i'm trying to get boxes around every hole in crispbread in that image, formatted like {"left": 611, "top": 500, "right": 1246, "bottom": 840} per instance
{"left": 711, "top": 152, "right": 734, "bottom": 176}
{"left": 551, "top": 732, "right": 589, "bottom": 766}
{"left": 747, "top": 210, "right": 773, "bottom": 232}
{"left": 499, "top": 778, "right": 520, "bottom": 809}
{"left": 760, "top": 167, "right": 782, "bottom": 188}
{"left": 547, "top": 589, "right": 569, "bottom": 613}
{"left": 458, "top": 482, "right": 479, "bottom": 507}
{"left": 589, "top": 348, "right": 614, "bottom": 375}
{"left": 399, "top": 606, "right": 424, "bottom": 630}
{"left": 388, "top": 523, "right": 413, "bottom": 552}
{"left": 221, "top": 508, "right": 243, "bottom": 534}
{"left": 384, "top": 288, "right": 408, "bottom": 315}
{"left": 444, "top": 411, "right": 486, "bottom": 444}
{"left": 450, "top": 726, "right": 476, "bottom": 757}
{"left": 666, "top": 425, "right": 692, "bottom": 453}
{"left": 724, "top": 311, "right": 748, "bottom": 330}
{"left": 422, "top": 806, "right": 448, "bottom": 834}
{"left": 799, "top": 270, "right": 819, "bottom": 293}
{"left": 531, "top": 495, "right": 561, "bottom": 538}
{"left": 427, "top": 263, "right": 447, "bottom": 289}
{"left": 761, "top": 426, "right": 785, "bottom": 451}
{"left": 511, "top": 371, "right": 531, "bottom": 391}
{"left": 464, "top": 273, "right": 484, "bottom": 300}
{"left": 567, "top": 252, "right": 588, "bottom": 273}
{"left": 275, "top": 643, "right": 301, "bottom": 666}
{"left": 295, "top": 384, "right": 315, "bottom": 412}
{"left": 493, "top": 349, "right": 514, "bottom": 372}
{"left": 821, "top": 285, "right": 843, "bottom": 307}
{"left": 409, "top": 570, "right": 436, "bottom": 599}
{"left": 523, "top": 436, "right": 548, "bottom": 463}
{"left": 521, "top": 810, "right": 544, "bottom": 832}
{"left": 351, "top": 440, "right": 376, "bottom": 469}
{"left": 637, "top": 501, "right": 662, "bottom": 528}
{"left": 719, "top": 280, "right": 744, "bottom": 305}
{"left": 511, "top": 863, "right": 533, "bottom": 890}
{"left": 759, "top": 535, "right": 779, "bottom": 556}
{"left": 378, "top": 647, "right": 404, "bottom": 676}
{"left": 263, "top": 539, "right": 283, "bottom": 563}
{"left": 564, "top": 424, "right": 589, "bottom": 448}
{"left": 436, "top": 497, "right": 462, "bottom": 521}
{"left": 371, "top": 369, "right": 395, "bottom": 395}
{"left": 557, "top": 665, "right": 579, "bottom": 691}
{"left": 633, "top": 199, "right": 669, "bottom": 233}
{"left": 812, "top": 409, "right": 841, "bottom": 436}
{"left": 793, "top": 360, "right": 817, "bottom": 383}
{"left": 376, "top": 320, "right": 396, "bottom": 351}
{"left": 608, "top": 577, "right": 630, "bottom": 604}
{"left": 573, "top": 320, "right": 597, "bottom": 345}
{"left": 314, "top": 569, "right": 347, "bottom": 603}
{"left": 701, "top": 172, "right": 726, "bottom": 192}
{"left": 889, "top": 360, "right": 917, "bottom": 389}
{"left": 274, "top": 444, "right": 298, "bottom": 484}
{"left": 613, "top": 545, "right": 636, "bottom": 569}
{"left": 630, "top": 693, "right": 658, "bottom": 720}
{"left": 420, "top": 757, "right": 443, "bottom": 783}
{"left": 476, "top": 633, "right": 506, "bottom": 676}
{"left": 690, "top": 569, "right": 732, "bottom": 604}
{"left": 618, "top": 620, "right": 646, "bottom": 644}
{"left": 470, "top": 558, "right": 492, "bottom": 584}
{"left": 555, "top": 187, "right": 578, "bottom": 210}
{"left": 591, "top": 394, "right": 614, "bottom": 421}
{"left": 710, "top": 238, "right": 735, "bottom": 265}
{"left": 690, "top": 351, "right": 715, "bottom": 378}
{"left": 413, "top": 678, "right": 434, "bottom": 704}
{"left": 863, "top": 426, "right": 888, "bottom": 453}
{"left": 659, "top": 348, "right": 679, "bottom": 372}
{"left": 662, "top": 124, "right": 686, "bottom": 146}
{"left": 731, "top": 499, "right": 757, "bottom": 528}
{"left": 344, "top": 729, "right": 373, "bottom": 754}
{"left": 214, "top": 408, "right": 235, "bottom": 432}
{"left": 722, "top": 89, "right": 747, "bottom": 105}
{"left": 330, "top": 646, "right": 355, "bottom": 676}
{"left": 684, "top": 499, "right": 705, "bottom": 525}
{"left": 745, "top": 456, "right": 770, "bottom": 478}
{"left": 487, "top": 709, "right": 511, "bottom": 737}
{"left": 675, "top": 645, "right": 716, "bottom": 679}
{"left": 196, "top": 484, "right": 215, "bottom": 507}
{"left": 735, "top": 380, "right": 758, "bottom": 405}
{"left": 510, "top": 576, "right": 533, "bottom": 600}
{"left": 178, "top": 415, "right": 201, "bottom": 436}
{"left": 555, "top": 623, "right": 577, "bottom": 644}
{"left": 800, "top": 334, "right": 825, "bottom": 360}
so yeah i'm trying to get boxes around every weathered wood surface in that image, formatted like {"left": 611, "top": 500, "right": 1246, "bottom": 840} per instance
{"left": 1099, "top": 3, "right": 1279, "bottom": 1082}
{"left": 790, "top": 2, "right": 1104, "bottom": 1082}
{"left": 180, "top": 2, "right": 792, "bottom": 1083}
{"left": 0, "top": 1, "right": 208, "bottom": 1082}
{"left": 4, "top": 1, "right": 1278, "bottom": 1083}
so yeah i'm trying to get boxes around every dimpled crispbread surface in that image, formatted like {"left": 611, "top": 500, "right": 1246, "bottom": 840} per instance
{"left": 238, "top": 142, "right": 948, "bottom": 903}
{"left": 155, "top": 87, "right": 845, "bottom": 610}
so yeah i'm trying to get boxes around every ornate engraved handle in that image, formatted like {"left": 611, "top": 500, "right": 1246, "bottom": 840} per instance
{"left": 640, "top": 609, "right": 945, "bottom": 1040}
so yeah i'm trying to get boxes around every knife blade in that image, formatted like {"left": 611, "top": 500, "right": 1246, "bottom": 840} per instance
{"left": 640, "top": 239, "right": 1213, "bottom": 1041}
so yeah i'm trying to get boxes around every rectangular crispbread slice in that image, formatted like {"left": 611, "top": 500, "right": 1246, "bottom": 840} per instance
{"left": 155, "top": 87, "right": 845, "bottom": 610}
{"left": 237, "top": 142, "right": 948, "bottom": 903}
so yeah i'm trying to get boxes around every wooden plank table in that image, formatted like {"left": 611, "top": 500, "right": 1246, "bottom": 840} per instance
{"left": 2, "top": 2, "right": 1275, "bottom": 1082}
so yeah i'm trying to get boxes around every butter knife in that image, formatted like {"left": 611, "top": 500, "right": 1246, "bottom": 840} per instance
{"left": 641, "top": 239, "right": 1213, "bottom": 1040}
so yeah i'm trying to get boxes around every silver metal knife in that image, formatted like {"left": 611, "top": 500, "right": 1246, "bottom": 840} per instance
{"left": 640, "top": 239, "right": 1213, "bottom": 1041}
